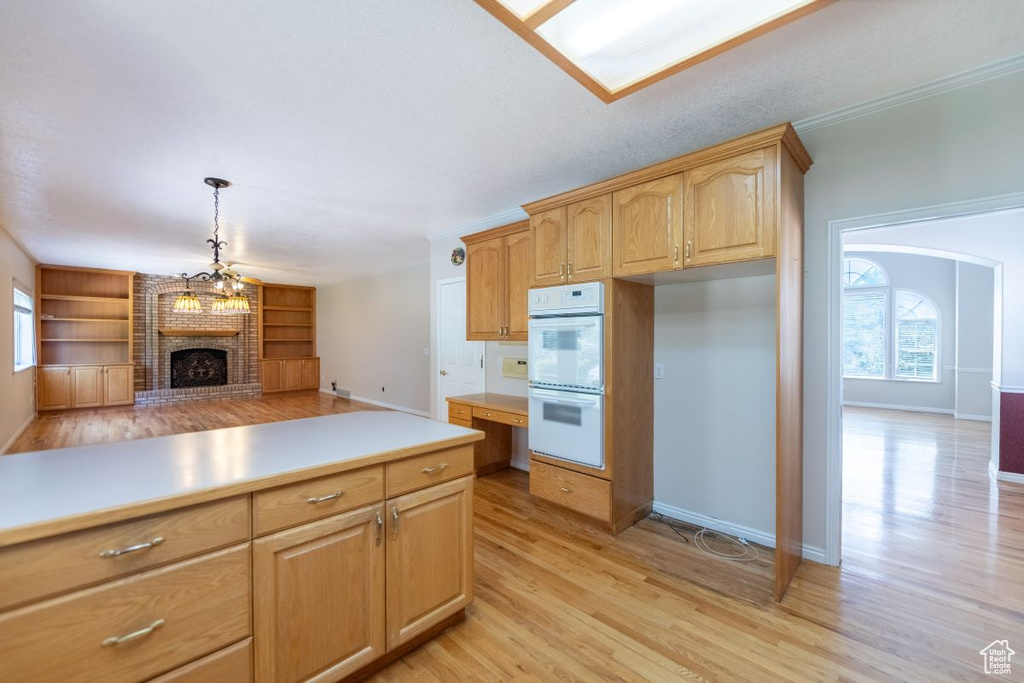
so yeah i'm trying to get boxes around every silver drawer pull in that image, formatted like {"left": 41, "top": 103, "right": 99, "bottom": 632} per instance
{"left": 512, "top": 418, "right": 523, "bottom": 424}
{"left": 560, "top": 486, "right": 573, "bottom": 493}
{"left": 99, "top": 537, "right": 164, "bottom": 558}
{"left": 421, "top": 463, "right": 448, "bottom": 474}
{"left": 307, "top": 491, "right": 344, "bottom": 505}
{"left": 102, "top": 618, "right": 165, "bottom": 647}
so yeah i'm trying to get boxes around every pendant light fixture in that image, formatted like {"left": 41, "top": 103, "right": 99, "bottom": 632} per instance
{"left": 173, "top": 178, "right": 251, "bottom": 314}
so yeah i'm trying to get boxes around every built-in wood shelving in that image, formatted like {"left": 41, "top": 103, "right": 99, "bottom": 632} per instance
{"left": 259, "top": 284, "right": 317, "bottom": 361}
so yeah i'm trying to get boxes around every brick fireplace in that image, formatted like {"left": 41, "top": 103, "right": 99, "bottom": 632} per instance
{"left": 133, "top": 274, "right": 262, "bottom": 405}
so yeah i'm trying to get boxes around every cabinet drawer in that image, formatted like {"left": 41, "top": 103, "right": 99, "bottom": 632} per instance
{"left": 449, "top": 416, "right": 472, "bottom": 429}
{"left": 0, "top": 544, "right": 251, "bottom": 683}
{"left": 0, "top": 496, "right": 250, "bottom": 612}
{"left": 253, "top": 465, "right": 384, "bottom": 536}
{"left": 149, "top": 638, "right": 252, "bottom": 683}
{"left": 386, "top": 446, "right": 474, "bottom": 498}
{"left": 471, "top": 406, "right": 528, "bottom": 428}
{"left": 529, "top": 460, "right": 611, "bottom": 522}
{"left": 447, "top": 401, "right": 472, "bottom": 422}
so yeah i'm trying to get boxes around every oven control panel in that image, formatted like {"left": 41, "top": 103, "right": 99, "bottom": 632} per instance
{"left": 528, "top": 282, "right": 604, "bottom": 316}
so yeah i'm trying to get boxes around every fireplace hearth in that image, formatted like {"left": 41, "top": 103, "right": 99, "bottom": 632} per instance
{"left": 170, "top": 348, "right": 228, "bottom": 388}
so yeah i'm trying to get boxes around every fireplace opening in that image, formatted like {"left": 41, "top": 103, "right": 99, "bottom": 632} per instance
{"left": 171, "top": 348, "right": 228, "bottom": 388}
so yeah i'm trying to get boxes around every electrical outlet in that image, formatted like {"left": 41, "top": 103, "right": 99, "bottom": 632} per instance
{"left": 654, "top": 363, "right": 664, "bottom": 379}
{"left": 423, "top": 347, "right": 430, "bottom": 355}
{"left": 497, "top": 357, "right": 503, "bottom": 370}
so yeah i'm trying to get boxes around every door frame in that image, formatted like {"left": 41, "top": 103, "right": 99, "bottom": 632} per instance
{"left": 825, "top": 190, "right": 1024, "bottom": 566}
{"left": 435, "top": 277, "right": 485, "bottom": 422}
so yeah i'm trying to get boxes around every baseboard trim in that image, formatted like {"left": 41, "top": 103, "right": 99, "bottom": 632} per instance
{"left": 997, "top": 470, "right": 1024, "bottom": 485}
{"left": 510, "top": 457, "right": 530, "bottom": 472}
{"left": 0, "top": 412, "right": 36, "bottom": 455}
{"left": 318, "top": 389, "right": 430, "bottom": 418}
{"left": 954, "top": 413, "right": 992, "bottom": 422}
{"left": 843, "top": 401, "right": 953, "bottom": 415}
{"left": 651, "top": 501, "right": 827, "bottom": 564}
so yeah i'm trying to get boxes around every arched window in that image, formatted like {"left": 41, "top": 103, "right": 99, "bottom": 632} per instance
{"left": 842, "top": 257, "right": 940, "bottom": 381}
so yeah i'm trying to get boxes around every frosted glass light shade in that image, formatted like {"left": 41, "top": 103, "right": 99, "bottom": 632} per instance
{"left": 537, "top": 0, "right": 818, "bottom": 92}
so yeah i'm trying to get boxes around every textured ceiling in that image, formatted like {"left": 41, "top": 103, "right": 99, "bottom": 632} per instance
{"left": 1, "top": 0, "right": 1023, "bottom": 285}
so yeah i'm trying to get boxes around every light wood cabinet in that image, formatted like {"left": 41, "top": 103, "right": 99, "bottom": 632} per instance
{"left": 282, "top": 359, "right": 303, "bottom": 392}
{"left": 38, "top": 363, "right": 134, "bottom": 411}
{"left": 37, "top": 365, "right": 71, "bottom": 410}
{"left": 71, "top": 365, "right": 104, "bottom": 408}
{"left": 386, "top": 476, "right": 473, "bottom": 650}
{"left": 463, "top": 221, "right": 530, "bottom": 341}
{"left": 530, "top": 207, "right": 567, "bottom": 287}
{"left": 301, "top": 357, "right": 320, "bottom": 391}
{"left": 262, "top": 360, "right": 283, "bottom": 392}
{"left": 682, "top": 147, "right": 777, "bottom": 267}
{"left": 261, "top": 358, "right": 319, "bottom": 393}
{"left": 254, "top": 505, "right": 385, "bottom": 683}
{"left": 530, "top": 198, "right": 612, "bottom": 285}
{"left": 567, "top": 195, "right": 613, "bottom": 282}
{"left": 612, "top": 174, "right": 683, "bottom": 277}
{"left": 103, "top": 364, "right": 134, "bottom": 405}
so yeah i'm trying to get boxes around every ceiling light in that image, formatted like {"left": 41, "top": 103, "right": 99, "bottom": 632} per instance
{"left": 480, "top": 0, "right": 831, "bottom": 101}
{"left": 174, "top": 178, "right": 251, "bottom": 314}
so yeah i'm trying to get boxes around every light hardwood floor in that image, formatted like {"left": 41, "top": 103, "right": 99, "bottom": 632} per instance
{"left": 8, "top": 399, "right": 1022, "bottom": 680}
{"left": 5, "top": 390, "right": 386, "bottom": 454}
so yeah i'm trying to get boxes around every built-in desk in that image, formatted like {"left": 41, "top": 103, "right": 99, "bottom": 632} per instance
{"left": 446, "top": 393, "right": 528, "bottom": 476}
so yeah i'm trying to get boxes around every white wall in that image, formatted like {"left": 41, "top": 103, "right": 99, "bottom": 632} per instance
{"left": 956, "top": 262, "right": 995, "bottom": 419}
{"left": 841, "top": 251, "right": 956, "bottom": 412}
{"left": 317, "top": 261, "right": 431, "bottom": 414}
{"left": 800, "top": 69, "right": 1024, "bottom": 548}
{"left": 653, "top": 275, "right": 777, "bottom": 537}
{"left": 1, "top": 226, "right": 36, "bottom": 452}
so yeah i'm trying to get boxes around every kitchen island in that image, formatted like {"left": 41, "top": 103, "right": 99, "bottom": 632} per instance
{"left": 0, "top": 411, "right": 483, "bottom": 682}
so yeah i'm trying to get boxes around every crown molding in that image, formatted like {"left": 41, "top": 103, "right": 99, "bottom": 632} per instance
{"left": 427, "top": 207, "right": 529, "bottom": 242}
{"left": 0, "top": 219, "right": 37, "bottom": 265}
{"left": 794, "top": 53, "right": 1024, "bottom": 134}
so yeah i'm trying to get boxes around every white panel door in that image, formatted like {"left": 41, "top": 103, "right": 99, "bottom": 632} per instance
{"left": 438, "top": 279, "right": 484, "bottom": 421}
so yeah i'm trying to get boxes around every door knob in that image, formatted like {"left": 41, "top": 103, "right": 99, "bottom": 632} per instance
{"left": 439, "top": 370, "right": 448, "bottom": 376}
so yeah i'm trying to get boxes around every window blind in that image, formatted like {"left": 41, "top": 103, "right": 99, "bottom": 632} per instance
{"left": 843, "top": 291, "right": 886, "bottom": 378}
{"left": 896, "top": 319, "right": 937, "bottom": 380}
{"left": 13, "top": 287, "right": 32, "bottom": 314}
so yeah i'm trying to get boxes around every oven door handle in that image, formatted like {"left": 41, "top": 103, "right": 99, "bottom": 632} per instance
{"left": 532, "top": 394, "right": 599, "bottom": 407}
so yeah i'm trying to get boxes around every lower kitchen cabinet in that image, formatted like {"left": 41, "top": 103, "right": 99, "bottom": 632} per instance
{"left": 386, "top": 475, "right": 473, "bottom": 650}
{"left": 254, "top": 505, "right": 385, "bottom": 683}
{"left": 261, "top": 358, "right": 320, "bottom": 393}
{"left": 37, "top": 364, "right": 135, "bottom": 411}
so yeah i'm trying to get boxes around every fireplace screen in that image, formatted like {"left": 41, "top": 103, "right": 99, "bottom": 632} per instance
{"left": 170, "top": 348, "right": 228, "bottom": 388}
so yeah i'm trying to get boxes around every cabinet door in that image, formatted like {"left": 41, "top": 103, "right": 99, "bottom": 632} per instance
{"left": 612, "top": 174, "right": 683, "bottom": 277}
{"left": 301, "top": 358, "right": 320, "bottom": 390}
{"left": 262, "top": 360, "right": 283, "bottom": 393}
{"left": 103, "top": 365, "right": 134, "bottom": 405}
{"left": 505, "top": 230, "right": 531, "bottom": 340}
{"left": 567, "top": 195, "right": 612, "bottom": 282}
{"left": 70, "top": 365, "right": 103, "bottom": 408}
{"left": 683, "top": 147, "right": 777, "bottom": 267}
{"left": 254, "top": 505, "right": 385, "bottom": 683}
{"left": 466, "top": 235, "right": 505, "bottom": 340}
{"left": 283, "top": 359, "right": 304, "bottom": 391}
{"left": 386, "top": 475, "right": 473, "bottom": 650}
{"left": 37, "top": 366, "right": 71, "bottom": 411}
{"left": 530, "top": 207, "right": 567, "bottom": 287}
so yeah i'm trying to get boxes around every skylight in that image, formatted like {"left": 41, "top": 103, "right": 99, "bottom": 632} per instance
{"left": 481, "top": 0, "right": 832, "bottom": 101}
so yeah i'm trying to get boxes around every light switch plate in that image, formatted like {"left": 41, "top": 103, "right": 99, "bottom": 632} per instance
{"left": 502, "top": 357, "right": 528, "bottom": 379}
{"left": 654, "top": 363, "right": 664, "bottom": 379}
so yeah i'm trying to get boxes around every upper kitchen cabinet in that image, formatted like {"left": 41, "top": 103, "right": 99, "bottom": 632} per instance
{"left": 463, "top": 220, "right": 530, "bottom": 342}
{"left": 530, "top": 198, "right": 612, "bottom": 285}
{"left": 530, "top": 207, "right": 566, "bottom": 287}
{"left": 682, "top": 146, "right": 777, "bottom": 268}
{"left": 612, "top": 174, "right": 683, "bottom": 277}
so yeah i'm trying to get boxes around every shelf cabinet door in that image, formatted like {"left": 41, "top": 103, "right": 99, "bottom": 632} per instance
{"left": 612, "top": 174, "right": 683, "bottom": 277}
{"left": 103, "top": 365, "right": 134, "bottom": 405}
{"left": 262, "top": 360, "right": 283, "bottom": 393}
{"left": 37, "top": 366, "right": 71, "bottom": 411}
{"left": 70, "top": 365, "right": 103, "bottom": 408}
{"left": 530, "top": 207, "right": 567, "bottom": 287}
{"left": 283, "top": 359, "right": 304, "bottom": 392}
{"left": 466, "top": 235, "right": 506, "bottom": 340}
{"left": 254, "top": 505, "right": 385, "bottom": 683}
{"left": 567, "top": 195, "right": 612, "bottom": 282}
{"left": 682, "top": 147, "right": 777, "bottom": 267}
{"left": 301, "top": 358, "right": 320, "bottom": 390}
{"left": 386, "top": 475, "right": 473, "bottom": 651}
{"left": 505, "top": 230, "right": 531, "bottom": 340}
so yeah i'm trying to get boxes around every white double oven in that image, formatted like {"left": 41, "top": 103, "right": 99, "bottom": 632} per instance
{"left": 527, "top": 282, "right": 604, "bottom": 469}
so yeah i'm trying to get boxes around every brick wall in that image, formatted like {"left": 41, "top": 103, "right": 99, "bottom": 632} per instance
{"left": 133, "top": 274, "right": 260, "bottom": 391}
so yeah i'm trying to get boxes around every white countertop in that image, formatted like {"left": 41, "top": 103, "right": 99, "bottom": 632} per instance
{"left": 0, "top": 411, "right": 480, "bottom": 546}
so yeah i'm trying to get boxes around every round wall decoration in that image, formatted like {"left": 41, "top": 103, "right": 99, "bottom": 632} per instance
{"left": 451, "top": 247, "right": 465, "bottom": 266}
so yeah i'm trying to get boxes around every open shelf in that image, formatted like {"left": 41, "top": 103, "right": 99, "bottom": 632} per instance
{"left": 40, "top": 294, "right": 129, "bottom": 303}
{"left": 263, "top": 305, "right": 313, "bottom": 311}
{"left": 42, "top": 339, "right": 128, "bottom": 343}
{"left": 40, "top": 317, "right": 129, "bottom": 323}
{"left": 263, "top": 323, "right": 313, "bottom": 327}
{"left": 260, "top": 284, "right": 317, "bottom": 363}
